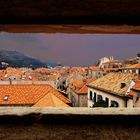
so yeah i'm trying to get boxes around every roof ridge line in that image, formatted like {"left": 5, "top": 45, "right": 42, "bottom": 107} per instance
{"left": 48, "top": 92, "right": 55, "bottom": 106}
{"left": 34, "top": 88, "right": 52, "bottom": 104}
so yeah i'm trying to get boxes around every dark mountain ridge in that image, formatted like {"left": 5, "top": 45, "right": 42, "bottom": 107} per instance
{"left": 0, "top": 50, "right": 49, "bottom": 68}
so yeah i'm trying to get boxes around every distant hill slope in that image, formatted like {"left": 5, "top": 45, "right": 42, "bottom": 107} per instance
{"left": 0, "top": 50, "right": 49, "bottom": 68}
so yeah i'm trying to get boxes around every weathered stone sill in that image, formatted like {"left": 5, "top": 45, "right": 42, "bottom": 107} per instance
{"left": 0, "top": 107, "right": 140, "bottom": 139}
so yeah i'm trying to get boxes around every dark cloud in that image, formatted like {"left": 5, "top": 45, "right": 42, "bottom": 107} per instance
{"left": 0, "top": 32, "right": 140, "bottom": 66}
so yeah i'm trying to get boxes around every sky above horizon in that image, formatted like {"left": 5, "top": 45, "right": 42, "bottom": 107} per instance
{"left": 0, "top": 32, "right": 140, "bottom": 66}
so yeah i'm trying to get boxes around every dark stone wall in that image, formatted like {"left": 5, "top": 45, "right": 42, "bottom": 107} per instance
{"left": 1, "top": 123, "right": 140, "bottom": 140}
{"left": 0, "top": 107, "right": 140, "bottom": 140}
{"left": 1, "top": 114, "right": 140, "bottom": 140}
{"left": 0, "top": 0, "right": 140, "bottom": 24}
{"left": 0, "top": 0, "right": 139, "bottom": 16}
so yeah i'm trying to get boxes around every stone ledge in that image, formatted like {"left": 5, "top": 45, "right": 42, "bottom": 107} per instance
{"left": 0, "top": 107, "right": 140, "bottom": 139}
{"left": 0, "top": 24, "right": 140, "bottom": 34}
{"left": 0, "top": 107, "right": 139, "bottom": 125}
{"left": 0, "top": 107, "right": 140, "bottom": 115}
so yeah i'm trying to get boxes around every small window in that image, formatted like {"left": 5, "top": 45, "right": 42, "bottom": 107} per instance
{"left": 97, "top": 95, "right": 103, "bottom": 102}
{"left": 93, "top": 92, "right": 97, "bottom": 103}
{"left": 4, "top": 95, "right": 9, "bottom": 101}
{"left": 105, "top": 97, "right": 109, "bottom": 107}
{"left": 90, "top": 91, "right": 92, "bottom": 100}
{"left": 110, "top": 100, "right": 119, "bottom": 107}
{"left": 132, "top": 69, "right": 136, "bottom": 73}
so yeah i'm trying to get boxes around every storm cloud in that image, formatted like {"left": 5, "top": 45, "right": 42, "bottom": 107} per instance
{"left": 0, "top": 32, "right": 140, "bottom": 66}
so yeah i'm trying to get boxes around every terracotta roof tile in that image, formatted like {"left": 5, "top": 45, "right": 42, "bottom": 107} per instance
{"left": 76, "top": 78, "right": 96, "bottom": 94}
{"left": 86, "top": 78, "right": 97, "bottom": 84}
{"left": 72, "top": 78, "right": 96, "bottom": 94}
{"left": 77, "top": 85, "right": 88, "bottom": 94}
{"left": 70, "top": 79, "right": 84, "bottom": 87}
{"left": 49, "top": 75, "right": 58, "bottom": 80}
{"left": 89, "top": 66, "right": 102, "bottom": 71}
{"left": 132, "top": 81, "right": 140, "bottom": 91}
{"left": 89, "top": 73, "right": 139, "bottom": 96}
{"left": 51, "top": 89, "right": 71, "bottom": 104}
{"left": 103, "top": 68, "right": 119, "bottom": 71}
{"left": 33, "top": 93, "right": 69, "bottom": 107}
{"left": 129, "top": 90, "right": 135, "bottom": 96}
{"left": 0, "top": 84, "right": 70, "bottom": 106}
{"left": 123, "top": 64, "right": 140, "bottom": 69}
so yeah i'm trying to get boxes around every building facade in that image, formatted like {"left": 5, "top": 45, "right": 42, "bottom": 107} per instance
{"left": 87, "top": 86, "right": 133, "bottom": 108}
{"left": 87, "top": 73, "right": 138, "bottom": 108}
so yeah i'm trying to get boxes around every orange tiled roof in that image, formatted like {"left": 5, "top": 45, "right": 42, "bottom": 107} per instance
{"left": 103, "top": 68, "right": 119, "bottom": 71}
{"left": 77, "top": 85, "right": 88, "bottom": 94}
{"left": 33, "top": 93, "right": 69, "bottom": 107}
{"left": 77, "top": 78, "right": 96, "bottom": 94}
{"left": 0, "top": 70, "right": 6, "bottom": 79}
{"left": 70, "top": 79, "right": 84, "bottom": 86}
{"left": 89, "top": 73, "right": 139, "bottom": 96}
{"left": 123, "top": 64, "right": 140, "bottom": 69}
{"left": 128, "top": 81, "right": 140, "bottom": 96}
{"left": 70, "top": 79, "right": 85, "bottom": 91}
{"left": 89, "top": 66, "right": 101, "bottom": 71}
{"left": 129, "top": 90, "right": 135, "bottom": 96}
{"left": 51, "top": 89, "right": 71, "bottom": 104}
{"left": 35, "top": 68, "right": 50, "bottom": 73}
{"left": 132, "top": 81, "right": 140, "bottom": 91}
{"left": 86, "top": 78, "right": 97, "bottom": 84}
{"left": 0, "top": 84, "right": 70, "bottom": 106}
{"left": 6, "top": 67, "right": 22, "bottom": 74}
{"left": 48, "top": 75, "right": 58, "bottom": 80}
{"left": 77, "top": 70, "right": 86, "bottom": 75}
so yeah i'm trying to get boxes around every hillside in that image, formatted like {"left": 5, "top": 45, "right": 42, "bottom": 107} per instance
{"left": 0, "top": 50, "right": 48, "bottom": 68}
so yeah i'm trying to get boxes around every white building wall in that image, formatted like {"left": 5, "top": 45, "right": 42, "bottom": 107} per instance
{"left": 0, "top": 81, "right": 10, "bottom": 85}
{"left": 99, "top": 57, "right": 111, "bottom": 68}
{"left": 12, "top": 81, "right": 32, "bottom": 85}
{"left": 88, "top": 87, "right": 127, "bottom": 108}
{"left": 127, "top": 99, "right": 133, "bottom": 108}
{"left": 136, "top": 69, "right": 139, "bottom": 74}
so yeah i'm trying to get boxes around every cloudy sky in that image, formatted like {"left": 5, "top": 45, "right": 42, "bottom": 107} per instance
{"left": 0, "top": 32, "right": 140, "bottom": 66}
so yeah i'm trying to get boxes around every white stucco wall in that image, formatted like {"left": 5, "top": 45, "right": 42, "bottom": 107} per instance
{"left": 99, "top": 57, "right": 111, "bottom": 68}
{"left": 88, "top": 87, "right": 127, "bottom": 108}
{"left": 136, "top": 69, "right": 139, "bottom": 74}
{"left": 123, "top": 69, "right": 140, "bottom": 75}
{"left": 0, "top": 81, "right": 10, "bottom": 85}
{"left": 127, "top": 99, "right": 133, "bottom": 108}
